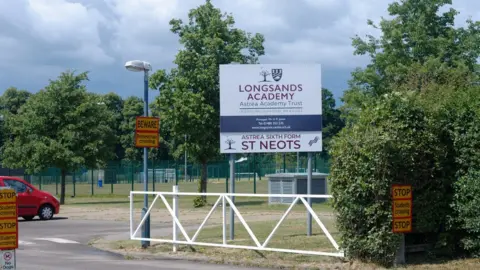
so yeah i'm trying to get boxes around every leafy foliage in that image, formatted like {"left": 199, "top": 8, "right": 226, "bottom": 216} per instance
{"left": 0, "top": 87, "right": 32, "bottom": 114}
{"left": 1, "top": 71, "right": 116, "bottom": 204}
{"left": 342, "top": 0, "right": 480, "bottom": 123}
{"left": 329, "top": 91, "right": 449, "bottom": 266}
{"left": 150, "top": 0, "right": 265, "bottom": 206}
{"left": 320, "top": 88, "right": 344, "bottom": 158}
{"left": 332, "top": 0, "right": 480, "bottom": 265}
{"left": 452, "top": 170, "right": 480, "bottom": 257}
{"left": 101, "top": 92, "right": 125, "bottom": 161}
{"left": 120, "top": 96, "right": 144, "bottom": 161}
{"left": 0, "top": 87, "right": 32, "bottom": 152}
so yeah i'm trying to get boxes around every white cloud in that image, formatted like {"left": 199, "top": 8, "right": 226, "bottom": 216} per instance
{"left": 0, "top": 0, "right": 479, "bottom": 97}
{"left": 106, "top": 0, "right": 181, "bottom": 63}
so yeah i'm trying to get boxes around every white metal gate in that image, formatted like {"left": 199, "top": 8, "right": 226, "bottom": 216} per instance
{"left": 129, "top": 187, "right": 344, "bottom": 258}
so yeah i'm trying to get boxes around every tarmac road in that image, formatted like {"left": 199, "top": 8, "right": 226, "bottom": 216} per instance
{"left": 15, "top": 217, "right": 269, "bottom": 270}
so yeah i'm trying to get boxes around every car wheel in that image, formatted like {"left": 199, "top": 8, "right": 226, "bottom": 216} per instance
{"left": 22, "top": 216, "right": 35, "bottom": 221}
{"left": 38, "top": 205, "right": 54, "bottom": 220}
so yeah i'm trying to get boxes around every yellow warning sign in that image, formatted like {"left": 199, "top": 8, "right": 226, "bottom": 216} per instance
{"left": 0, "top": 205, "right": 16, "bottom": 219}
{"left": 135, "top": 132, "right": 159, "bottom": 148}
{"left": 393, "top": 218, "right": 412, "bottom": 233}
{"left": 0, "top": 220, "right": 17, "bottom": 234}
{"left": 0, "top": 190, "right": 16, "bottom": 204}
{"left": 393, "top": 200, "right": 412, "bottom": 218}
{"left": 392, "top": 185, "right": 412, "bottom": 200}
{"left": 135, "top": 117, "right": 160, "bottom": 133}
{"left": 0, "top": 234, "right": 17, "bottom": 250}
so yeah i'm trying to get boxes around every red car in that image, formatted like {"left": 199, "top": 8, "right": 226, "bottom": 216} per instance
{"left": 0, "top": 176, "right": 60, "bottom": 221}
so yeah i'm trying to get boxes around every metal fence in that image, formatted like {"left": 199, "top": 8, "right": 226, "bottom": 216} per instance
{"left": 130, "top": 188, "right": 344, "bottom": 257}
{"left": 0, "top": 154, "right": 330, "bottom": 197}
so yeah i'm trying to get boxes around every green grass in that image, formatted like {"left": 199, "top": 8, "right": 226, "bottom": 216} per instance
{"left": 97, "top": 217, "right": 480, "bottom": 270}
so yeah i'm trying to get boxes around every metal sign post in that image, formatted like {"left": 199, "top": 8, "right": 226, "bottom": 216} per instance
{"left": 135, "top": 116, "right": 160, "bottom": 248}
{"left": 229, "top": 153, "right": 236, "bottom": 240}
{"left": 0, "top": 187, "right": 18, "bottom": 269}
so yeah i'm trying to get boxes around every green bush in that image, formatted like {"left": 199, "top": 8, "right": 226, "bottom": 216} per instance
{"left": 452, "top": 170, "right": 480, "bottom": 257}
{"left": 442, "top": 87, "right": 480, "bottom": 257}
{"left": 329, "top": 91, "right": 451, "bottom": 266}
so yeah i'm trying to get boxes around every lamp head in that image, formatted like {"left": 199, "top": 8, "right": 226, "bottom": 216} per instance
{"left": 125, "top": 60, "right": 152, "bottom": 72}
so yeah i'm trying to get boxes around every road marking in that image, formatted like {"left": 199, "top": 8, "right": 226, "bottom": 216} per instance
{"left": 34, "top": 238, "right": 80, "bottom": 244}
{"left": 19, "top": 240, "right": 36, "bottom": 245}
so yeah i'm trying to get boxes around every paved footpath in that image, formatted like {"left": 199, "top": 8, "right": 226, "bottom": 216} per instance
{"left": 16, "top": 217, "right": 271, "bottom": 270}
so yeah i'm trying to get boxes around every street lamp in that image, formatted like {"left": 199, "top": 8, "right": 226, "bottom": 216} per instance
{"left": 125, "top": 60, "right": 152, "bottom": 248}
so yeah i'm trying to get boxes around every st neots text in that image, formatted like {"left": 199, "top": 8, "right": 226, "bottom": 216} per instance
{"left": 241, "top": 134, "right": 301, "bottom": 150}
{"left": 238, "top": 84, "right": 303, "bottom": 101}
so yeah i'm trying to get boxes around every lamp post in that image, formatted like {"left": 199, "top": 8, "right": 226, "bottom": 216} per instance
{"left": 125, "top": 60, "right": 152, "bottom": 248}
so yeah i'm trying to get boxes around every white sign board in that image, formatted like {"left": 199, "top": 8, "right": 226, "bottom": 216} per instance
{"left": 219, "top": 64, "right": 322, "bottom": 153}
{"left": 0, "top": 250, "right": 15, "bottom": 269}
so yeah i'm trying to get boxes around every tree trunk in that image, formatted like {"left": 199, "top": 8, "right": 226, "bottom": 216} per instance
{"left": 200, "top": 161, "right": 207, "bottom": 200}
{"left": 193, "top": 160, "right": 208, "bottom": 207}
{"left": 60, "top": 169, "right": 66, "bottom": 205}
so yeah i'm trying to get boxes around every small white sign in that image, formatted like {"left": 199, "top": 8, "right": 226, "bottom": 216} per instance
{"left": 0, "top": 250, "right": 15, "bottom": 270}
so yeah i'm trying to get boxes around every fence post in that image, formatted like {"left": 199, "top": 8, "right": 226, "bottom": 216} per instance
{"left": 173, "top": 185, "right": 179, "bottom": 252}
{"left": 55, "top": 171, "right": 59, "bottom": 195}
{"left": 175, "top": 161, "right": 179, "bottom": 186}
{"left": 258, "top": 158, "right": 262, "bottom": 181}
{"left": 226, "top": 176, "right": 229, "bottom": 193}
{"left": 253, "top": 153, "right": 257, "bottom": 194}
{"left": 152, "top": 159, "right": 156, "bottom": 192}
{"left": 111, "top": 171, "right": 114, "bottom": 194}
{"left": 91, "top": 170, "right": 94, "bottom": 196}
{"left": 131, "top": 162, "right": 134, "bottom": 191}
{"left": 39, "top": 175, "right": 42, "bottom": 190}
{"left": 222, "top": 195, "right": 226, "bottom": 245}
{"left": 73, "top": 172, "right": 76, "bottom": 197}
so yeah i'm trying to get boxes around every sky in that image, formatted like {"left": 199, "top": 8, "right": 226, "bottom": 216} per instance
{"left": 0, "top": 0, "right": 479, "bottom": 104}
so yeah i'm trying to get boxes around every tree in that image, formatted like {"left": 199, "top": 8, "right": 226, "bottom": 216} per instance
{"left": 150, "top": 0, "right": 265, "bottom": 206}
{"left": 101, "top": 92, "right": 125, "bottom": 161}
{"left": 329, "top": 0, "right": 480, "bottom": 265}
{"left": 120, "top": 96, "right": 144, "bottom": 161}
{"left": 225, "top": 138, "right": 235, "bottom": 150}
{"left": 259, "top": 70, "right": 271, "bottom": 82}
{"left": 1, "top": 70, "right": 116, "bottom": 204}
{"left": 342, "top": 0, "right": 480, "bottom": 122}
{"left": 321, "top": 88, "right": 344, "bottom": 159}
{"left": 0, "top": 87, "right": 32, "bottom": 152}
{"left": 0, "top": 87, "right": 32, "bottom": 114}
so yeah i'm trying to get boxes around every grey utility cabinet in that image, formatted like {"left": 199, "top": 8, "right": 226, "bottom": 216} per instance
{"left": 267, "top": 173, "right": 328, "bottom": 204}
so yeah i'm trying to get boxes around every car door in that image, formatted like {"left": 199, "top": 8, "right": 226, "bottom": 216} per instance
{"left": 2, "top": 179, "right": 37, "bottom": 216}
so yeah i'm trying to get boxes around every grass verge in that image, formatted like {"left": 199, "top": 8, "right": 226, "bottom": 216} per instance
{"left": 94, "top": 217, "right": 346, "bottom": 269}
{"left": 92, "top": 216, "right": 480, "bottom": 270}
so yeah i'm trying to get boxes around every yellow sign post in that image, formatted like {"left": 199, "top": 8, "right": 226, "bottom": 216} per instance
{"left": 135, "top": 116, "right": 160, "bottom": 148}
{"left": 392, "top": 184, "right": 412, "bottom": 233}
{"left": 0, "top": 188, "right": 18, "bottom": 269}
